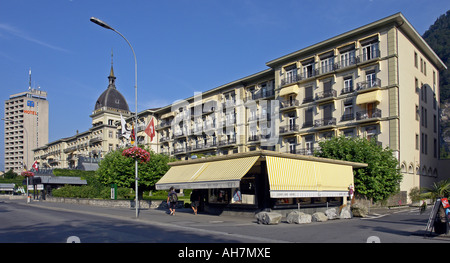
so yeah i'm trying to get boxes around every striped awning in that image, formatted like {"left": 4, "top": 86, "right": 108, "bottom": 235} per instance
{"left": 266, "top": 156, "right": 353, "bottom": 198}
{"left": 155, "top": 156, "right": 259, "bottom": 190}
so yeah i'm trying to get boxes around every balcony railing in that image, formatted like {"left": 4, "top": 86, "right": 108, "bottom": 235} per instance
{"left": 315, "top": 90, "right": 337, "bottom": 101}
{"left": 356, "top": 108, "right": 381, "bottom": 121}
{"left": 356, "top": 78, "right": 381, "bottom": 91}
{"left": 314, "top": 117, "right": 336, "bottom": 128}
{"left": 218, "top": 138, "right": 236, "bottom": 146}
{"left": 280, "top": 124, "right": 299, "bottom": 134}
{"left": 280, "top": 99, "right": 299, "bottom": 109}
{"left": 246, "top": 89, "right": 275, "bottom": 101}
{"left": 287, "top": 146, "right": 318, "bottom": 156}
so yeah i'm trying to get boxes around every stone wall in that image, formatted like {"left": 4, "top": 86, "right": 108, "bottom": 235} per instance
{"left": 44, "top": 197, "right": 184, "bottom": 209}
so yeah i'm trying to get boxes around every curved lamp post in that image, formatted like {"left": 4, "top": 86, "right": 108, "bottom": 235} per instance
{"left": 90, "top": 17, "right": 139, "bottom": 218}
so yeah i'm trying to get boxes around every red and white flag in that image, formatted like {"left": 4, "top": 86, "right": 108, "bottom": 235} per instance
{"left": 145, "top": 118, "right": 156, "bottom": 141}
{"left": 32, "top": 161, "right": 39, "bottom": 172}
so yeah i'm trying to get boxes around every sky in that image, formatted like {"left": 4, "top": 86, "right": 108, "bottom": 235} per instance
{"left": 1, "top": 0, "right": 449, "bottom": 171}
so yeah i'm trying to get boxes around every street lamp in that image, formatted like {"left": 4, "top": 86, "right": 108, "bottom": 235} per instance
{"left": 90, "top": 17, "right": 140, "bottom": 218}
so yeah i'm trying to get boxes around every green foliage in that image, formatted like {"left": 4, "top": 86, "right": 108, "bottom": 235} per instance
{"left": 420, "top": 179, "right": 450, "bottom": 201}
{"left": 96, "top": 146, "right": 175, "bottom": 191}
{"left": 52, "top": 184, "right": 135, "bottom": 200}
{"left": 3, "top": 169, "right": 18, "bottom": 179}
{"left": 314, "top": 136, "right": 402, "bottom": 203}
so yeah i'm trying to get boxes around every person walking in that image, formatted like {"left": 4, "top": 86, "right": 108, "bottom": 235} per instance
{"left": 190, "top": 189, "right": 200, "bottom": 215}
{"left": 167, "top": 187, "right": 178, "bottom": 215}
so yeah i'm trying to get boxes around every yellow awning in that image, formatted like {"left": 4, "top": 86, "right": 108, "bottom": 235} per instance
{"left": 279, "top": 84, "right": 299, "bottom": 97}
{"left": 266, "top": 156, "right": 353, "bottom": 198}
{"left": 356, "top": 90, "right": 381, "bottom": 105}
{"left": 155, "top": 156, "right": 259, "bottom": 190}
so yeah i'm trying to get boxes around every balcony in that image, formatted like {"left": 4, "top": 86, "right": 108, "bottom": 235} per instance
{"left": 314, "top": 117, "right": 336, "bottom": 129}
{"left": 341, "top": 113, "right": 355, "bottom": 122}
{"left": 248, "top": 135, "right": 260, "bottom": 142}
{"left": 280, "top": 99, "right": 299, "bottom": 110}
{"left": 356, "top": 78, "right": 381, "bottom": 92}
{"left": 303, "top": 121, "right": 314, "bottom": 128}
{"left": 218, "top": 138, "right": 236, "bottom": 147}
{"left": 246, "top": 89, "right": 275, "bottom": 101}
{"left": 356, "top": 108, "right": 382, "bottom": 122}
{"left": 287, "top": 146, "right": 318, "bottom": 156}
{"left": 280, "top": 124, "right": 299, "bottom": 134}
{"left": 315, "top": 90, "right": 337, "bottom": 103}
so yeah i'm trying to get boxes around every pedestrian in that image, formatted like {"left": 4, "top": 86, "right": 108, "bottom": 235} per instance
{"left": 190, "top": 189, "right": 200, "bottom": 215}
{"left": 167, "top": 187, "right": 178, "bottom": 215}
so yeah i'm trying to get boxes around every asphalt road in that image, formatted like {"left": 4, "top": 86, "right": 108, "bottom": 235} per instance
{"left": 0, "top": 199, "right": 448, "bottom": 244}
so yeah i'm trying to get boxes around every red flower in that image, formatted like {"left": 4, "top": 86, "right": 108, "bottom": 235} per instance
{"left": 21, "top": 171, "right": 34, "bottom": 177}
{"left": 122, "top": 147, "right": 151, "bottom": 163}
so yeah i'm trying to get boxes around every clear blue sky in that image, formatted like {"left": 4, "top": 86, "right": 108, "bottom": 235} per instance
{"left": 1, "top": 0, "right": 449, "bottom": 171}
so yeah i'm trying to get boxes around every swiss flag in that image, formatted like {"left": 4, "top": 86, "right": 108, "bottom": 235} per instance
{"left": 32, "top": 161, "right": 39, "bottom": 172}
{"left": 145, "top": 118, "right": 156, "bottom": 141}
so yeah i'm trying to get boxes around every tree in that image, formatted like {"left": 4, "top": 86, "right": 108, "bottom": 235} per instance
{"left": 314, "top": 136, "right": 402, "bottom": 203}
{"left": 96, "top": 146, "right": 175, "bottom": 192}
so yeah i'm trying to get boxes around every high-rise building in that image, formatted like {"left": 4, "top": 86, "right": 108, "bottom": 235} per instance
{"left": 4, "top": 87, "right": 48, "bottom": 173}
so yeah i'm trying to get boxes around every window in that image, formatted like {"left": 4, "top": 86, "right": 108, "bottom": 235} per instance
{"left": 288, "top": 138, "right": 296, "bottom": 154}
{"left": 366, "top": 71, "right": 377, "bottom": 87}
{"left": 421, "top": 133, "right": 424, "bottom": 153}
{"left": 414, "top": 52, "right": 418, "bottom": 68}
{"left": 340, "top": 50, "right": 356, "bottom": 68}
{"left": 415, "top": 134, "right": 419, "bottom": 150}
{"left": 284, "top": 65, "right": 297, "bottom": 85}
{"left": 342, "top": 99, "right": 354, "bottom": 121}
{"left": 304, "top": 86, "right": 314, "bottom": 103}
{"left": 362, "top": 42, "right": 379, "bottom": 61}
{"left": 415, "top": 78, "right": 419, "bottom": 93}
{"left": 304, "top": 107, "right": 313, "bottom": 127}
{"left": 424, "top": 61, "right": 427, "bottom": 76}
{"left": 434, "top": 138, "right": 437, "bottom": 158}
{"left": 343, "top": 76, "right": 353, "bottom": 93}
{"left": 420, "top": 58, "right": 423, "bottom": 73}
{"left": 302, "top": 63, "right": 315, "bottom": 78}
{"left": 434, "top": 115, "right": 437, "bottom": 133}
{"left": 416, "top": 105, "right": 420, "bottom": 121}
{"left": 320, "top": 56, "right": 334, "bottom": 74}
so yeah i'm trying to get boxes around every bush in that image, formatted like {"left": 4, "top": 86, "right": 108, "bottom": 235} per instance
{"left": 52, "top": 184, "right": 134, "bottom": 200}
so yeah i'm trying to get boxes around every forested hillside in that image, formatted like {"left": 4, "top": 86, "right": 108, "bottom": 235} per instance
{"left": 422, "top": 10, "right": 450, "bottom": 158}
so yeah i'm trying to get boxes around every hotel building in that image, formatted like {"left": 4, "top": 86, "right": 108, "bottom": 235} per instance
{"left": 4, "top": 88, "right": 49, "bottom": 173}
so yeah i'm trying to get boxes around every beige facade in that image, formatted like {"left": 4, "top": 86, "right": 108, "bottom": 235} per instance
{"left": 4, "top": 88, "right": 48, "bottom": 173}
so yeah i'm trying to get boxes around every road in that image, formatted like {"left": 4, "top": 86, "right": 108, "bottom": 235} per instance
{"left": 0, "top": 199, "right": 447, "bottom": 244}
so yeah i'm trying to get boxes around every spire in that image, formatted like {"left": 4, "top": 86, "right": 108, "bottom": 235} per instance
{"left": 108, "top": 49, "right": 116, "bottom": 88}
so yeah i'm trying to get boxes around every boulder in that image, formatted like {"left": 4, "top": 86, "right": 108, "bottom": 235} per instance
{"left": 339, "top": 205, "right": 352, "bottom": 219}
{"left": 255, "top": 212, "right": 282, "bottom": 225}
{"left": 312, "top": 212, "right": 328, "bottom": 222}
{"left": 286, "top": 211, "right": 312, "bottom": 224}
{"left": 351, "top": 204, "right": 368, "bottom": 217}
{"left": 325, "top": 208, "right": 338, "bottom": 220}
